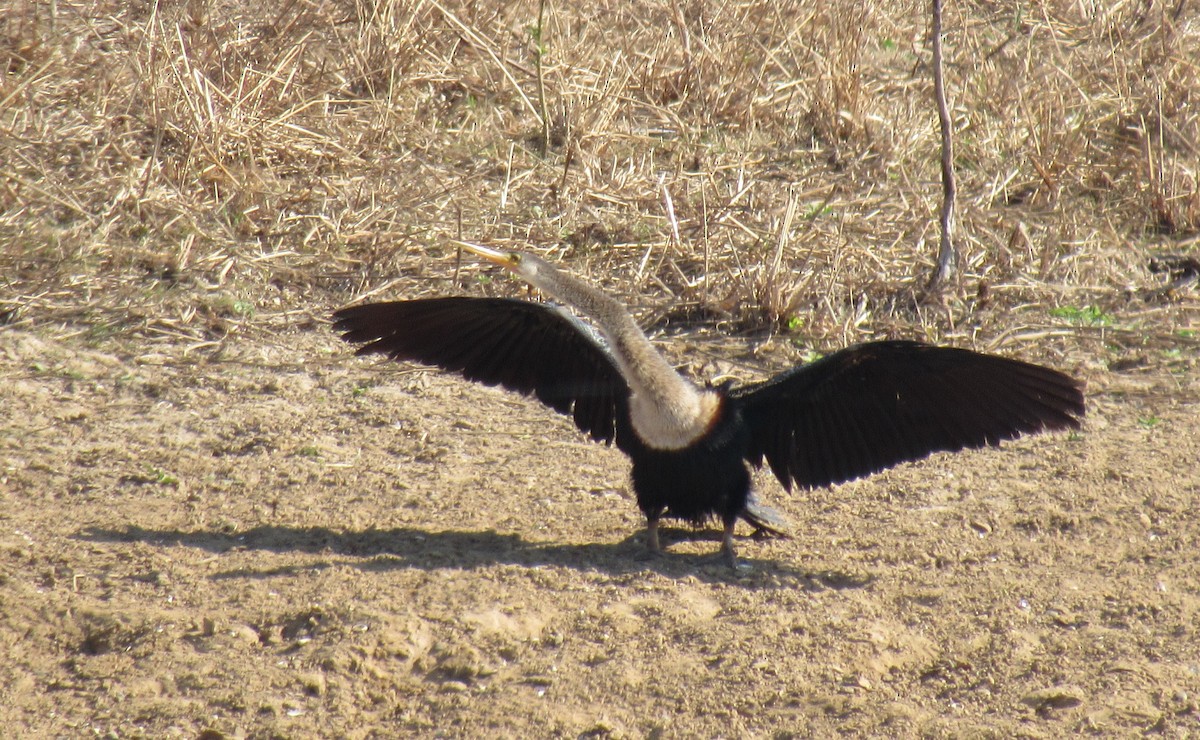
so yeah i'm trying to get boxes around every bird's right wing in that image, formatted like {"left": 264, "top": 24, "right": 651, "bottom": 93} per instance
{"left": 729, "top": 340, "right": 1085, "bottom": 491}
{"left": 333, "top": 297, "right": 635, "bottom": 450}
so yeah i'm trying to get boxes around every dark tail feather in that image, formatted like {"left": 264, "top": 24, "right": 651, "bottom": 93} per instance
{"left": 740, "top": 493, "right": 790, "bottom": 538}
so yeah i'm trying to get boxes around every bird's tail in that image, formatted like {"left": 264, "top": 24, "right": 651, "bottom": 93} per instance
{"left": 740, "top": 493, "right": 790, "bottom": 538}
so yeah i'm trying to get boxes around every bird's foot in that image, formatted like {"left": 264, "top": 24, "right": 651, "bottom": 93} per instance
{"left": 720, "top": 551, "right": 753, "bottom": 574}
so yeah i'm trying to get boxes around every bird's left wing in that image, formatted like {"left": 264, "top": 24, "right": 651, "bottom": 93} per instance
{"left": 729, "top": 340, "right": 1085, "bottom": 491}
{"left": 333, "top": 297, "right": 634, "bottom": 449}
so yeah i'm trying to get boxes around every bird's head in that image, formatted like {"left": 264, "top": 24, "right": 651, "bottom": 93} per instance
{"left": 454, "top": 241, "right": 551, "bottom": 284}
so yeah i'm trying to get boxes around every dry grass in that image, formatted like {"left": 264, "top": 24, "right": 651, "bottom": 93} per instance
{"left": 1, "top": 0, "right": 1197, "bottom": 363}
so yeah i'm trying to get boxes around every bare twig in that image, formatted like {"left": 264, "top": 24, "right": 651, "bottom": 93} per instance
{"left": 923, "top": 0, "right": 957, "bottom": 299}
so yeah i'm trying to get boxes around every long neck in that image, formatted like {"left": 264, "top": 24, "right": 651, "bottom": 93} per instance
{"left": 534, "top": 265, "right": 718, "bottom": 449}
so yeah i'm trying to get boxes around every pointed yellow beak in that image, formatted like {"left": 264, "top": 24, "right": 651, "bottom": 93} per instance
{"left": 452, "top": 240, "right": 518, "bottom": 270}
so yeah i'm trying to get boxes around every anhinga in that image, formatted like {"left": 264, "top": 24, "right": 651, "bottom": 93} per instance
{"left": 334, "top": 243, "right": 1085, "bottom": 567}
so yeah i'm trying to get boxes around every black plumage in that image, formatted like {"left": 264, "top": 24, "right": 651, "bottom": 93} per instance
{"left": 333, "top": 292, "right": 1085, "bottom": 566}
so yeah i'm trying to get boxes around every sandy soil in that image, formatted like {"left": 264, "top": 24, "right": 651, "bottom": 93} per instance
{"left": 1, "top": 323, "right": 1198, "bottom": 738}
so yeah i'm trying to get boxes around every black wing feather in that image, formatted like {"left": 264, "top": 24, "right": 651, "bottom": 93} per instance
{"left": 730, "top": 340, "right": 1085, "bottom": 491}
{"left": 333, "top": 298, "right": 634, "bottom": 450}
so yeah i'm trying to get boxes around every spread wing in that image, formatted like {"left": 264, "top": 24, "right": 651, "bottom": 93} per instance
{"left": 333, "top": 297, "right": 634, "bottom": 450}
{"left": 730, "top": 340, "right": 1085, "bottom": 491}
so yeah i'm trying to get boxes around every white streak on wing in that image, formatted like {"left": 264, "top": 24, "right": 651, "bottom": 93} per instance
{"left": 548, "top": 302, "right": 614, "bottom": 358}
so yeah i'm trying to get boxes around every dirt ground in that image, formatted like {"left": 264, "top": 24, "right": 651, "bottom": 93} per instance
{"left": 1, "top": 315, "right": 1198, "bottom": 739}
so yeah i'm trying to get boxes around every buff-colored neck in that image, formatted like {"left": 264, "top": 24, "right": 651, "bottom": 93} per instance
{"left": 530, "top": 260, "right": 719, "bottom": 449}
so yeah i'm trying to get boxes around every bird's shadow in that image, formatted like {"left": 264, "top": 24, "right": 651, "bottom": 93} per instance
{"left": 78, "top": 524, "right": 873, "bottom": 591}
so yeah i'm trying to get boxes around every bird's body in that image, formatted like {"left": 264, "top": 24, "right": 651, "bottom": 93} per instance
{"left": 629, "top": 392, "right": 748, "bottom": 521}
{"left": 334, "top": 244, "right": 1085, "bottom": 567}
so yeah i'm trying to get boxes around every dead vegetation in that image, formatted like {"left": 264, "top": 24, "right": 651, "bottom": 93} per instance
{"left": 1, "top": 0, "right": 1196, "bottom": 359}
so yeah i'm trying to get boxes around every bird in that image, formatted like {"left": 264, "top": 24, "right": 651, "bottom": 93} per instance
{"left": 333, "top": 242, "right": 1085, "bottom": 568}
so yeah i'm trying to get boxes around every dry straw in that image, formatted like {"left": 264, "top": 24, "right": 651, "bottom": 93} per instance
{"left": 1, "top": 0, "right": 1196, "bottom": 365}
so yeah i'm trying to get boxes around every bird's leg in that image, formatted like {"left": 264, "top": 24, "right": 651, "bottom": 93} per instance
{"left": 718, "top": 519, "right": 755, "bottom": 573}
{"left": 636, "top": 511, "right": 665, "bottom": 561}
{"left": 646, "top": 517, "right": 662, "bottom": 554}
{"left": 721, "top": 519, "right": 742, "bottom": 570}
